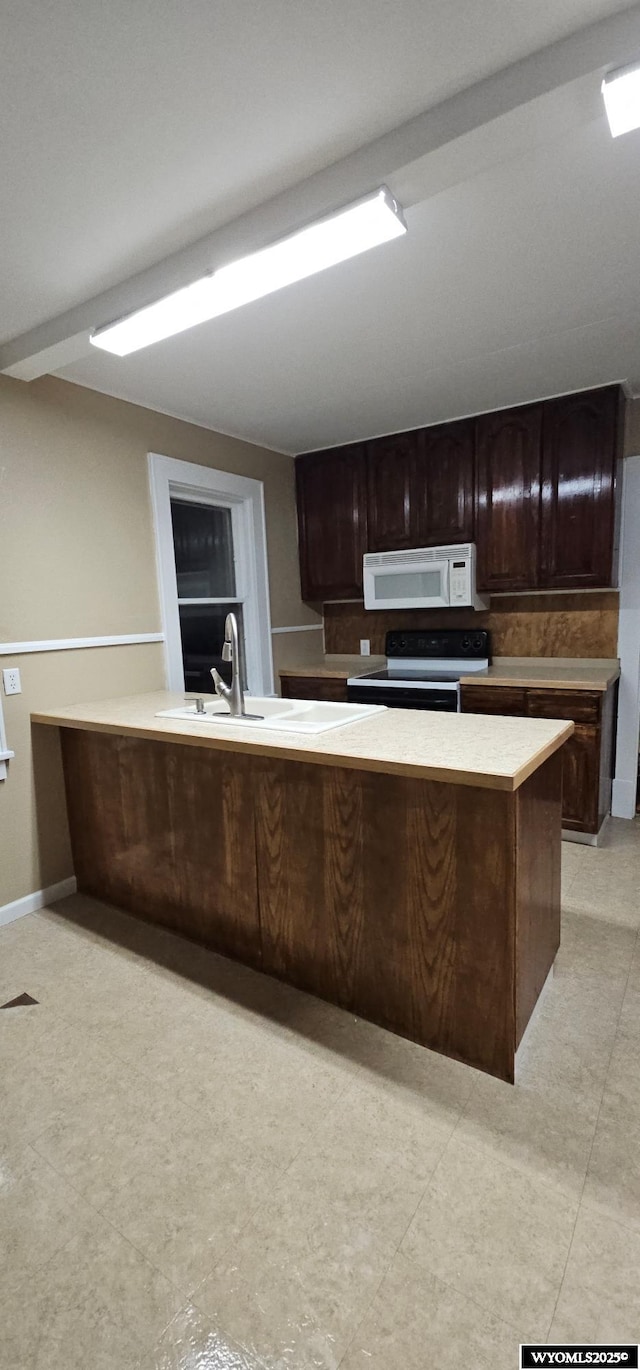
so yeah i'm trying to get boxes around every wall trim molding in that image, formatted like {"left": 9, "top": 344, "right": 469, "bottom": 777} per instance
{"left": 0, "top": 876, "right": 77, "bottom": 928}
{"left": 613, "top": 455, "right": 640, "bottom": 820}
{"left": 0, "top": 633, "right": 164, "bottom": 657}
{"left": 270, "top": 624, "right": 323, "bottom": 635}
{"left": 148, "top": 452, "right": 274, "bottom": 696}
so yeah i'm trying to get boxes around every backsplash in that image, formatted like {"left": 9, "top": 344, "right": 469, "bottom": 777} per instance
{"left": 323, "top": 591, "right": 619, "bottom": 658}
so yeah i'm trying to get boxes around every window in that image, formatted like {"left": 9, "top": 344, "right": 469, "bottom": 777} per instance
{"left": 170, "top": 498, "right": 246, "bottom": 692}
{"left": 148, "top": 453, "right": 274, "bottom": 696}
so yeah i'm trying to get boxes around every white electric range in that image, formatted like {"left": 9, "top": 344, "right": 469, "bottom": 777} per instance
{"left": 347, "top": 628, "right": 491, "bottom": 712}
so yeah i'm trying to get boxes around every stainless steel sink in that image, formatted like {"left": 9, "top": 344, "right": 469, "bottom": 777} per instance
{"left": 156, "top": 696, "right": 386, "bottom": 735}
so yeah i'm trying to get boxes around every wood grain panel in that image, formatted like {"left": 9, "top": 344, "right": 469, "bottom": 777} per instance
{"left": 452, "top": 782, "right": 516, "bottom": 1080}
{"left": 514, "top": 752, "right": 562, "bottom": 1045}
{"left": 295, "top": 444, "right": 368, "bottom": 601}
{"left": 61, "top": 729, "right": 261, "bottom": 965}
{"left": 367, "top": 431, "right": 418, "bottom": 551}
{"left": 526, "top": 689, "right": 601, "bottom": 724}
{"left": 255, "top": 759, "right": 516, "bottom": 1080}
{"left": 280, "top": 675, "right": 348, "bottom": 703}
{"left": 560, "top": 726, "right": 599, "bottom": 832}
{"left": 417, "top": 419, "right": 475, "bottom": 546}
{"left": 541, "top": 386, "right": 621, "bottom": 589}
{"left": 460, "top": 685, "right": 527, "bottom": 716}
{"left": 323, "top": 592, "right": 619, "bottom": 659}
{"left": 462, "top": 682, "right": 612, "bottom": 834}
{"left": 255, "top": 759, "right": 365, "bottom": 1007}
{"left": 60, "top": 730, "right": 564, "bottom": 1083}
{"left": 475, "top": 404, "right": 542, "bottom": 592}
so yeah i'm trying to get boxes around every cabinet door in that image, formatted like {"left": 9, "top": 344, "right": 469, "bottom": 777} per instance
{"left": 475, "top": 405, "right": 542, "bottom": 591}
{"left": 367, "top": 432, "right": 418, "bottom": 551}
{"left": 416, "top": 419, "right": 475, "bottom": 546}
{"left": 280, "top": 676, "right": 347, "bottom": 702}
{"left": 540, "top": 386, "right": 620, "bottom": 589}
{"left": 560, "top": 725, "right": 600, "bottom": 832}
{"left": 296, "top": 445, "right": 368, "bottom": 601}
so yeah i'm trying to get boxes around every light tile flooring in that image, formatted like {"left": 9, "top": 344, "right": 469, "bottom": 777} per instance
{"left": 1, "top": 818, "right": 639, "bottom": 1369}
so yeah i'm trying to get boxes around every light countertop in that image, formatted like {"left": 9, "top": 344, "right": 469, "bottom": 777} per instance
{"left": 33, "top": 690, "right": 573, "bottom": 793}
{"left": 279, "top": 655, "right": 620, "bottom": 691}
{"left": 278, "top": 654, "right": 385, "bottom": 679}
{"left": 459, "top": 657, "right": 620, "bottom": 691}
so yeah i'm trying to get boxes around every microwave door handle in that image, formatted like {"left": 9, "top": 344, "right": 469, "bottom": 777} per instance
{"left": 439, "top": 560, "right": 450, "bottom": 603}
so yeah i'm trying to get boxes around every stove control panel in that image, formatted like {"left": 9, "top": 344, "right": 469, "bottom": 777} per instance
{"left": 385, "top": 628, "right": 491, "bottom": 660}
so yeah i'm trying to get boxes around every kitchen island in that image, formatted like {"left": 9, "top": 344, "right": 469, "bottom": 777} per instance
{"left": 33, "top": 692, "right": 573, "bottom": 1082}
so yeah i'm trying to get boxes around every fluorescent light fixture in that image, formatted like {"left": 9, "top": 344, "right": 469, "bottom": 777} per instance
{"left": 602, "top": 61, "right": 640, "bottom": 137}
{"left": 91, "top": 187, "right": 407, "bottom": 356}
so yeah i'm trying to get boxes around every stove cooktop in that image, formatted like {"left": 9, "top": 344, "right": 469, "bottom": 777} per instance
{"left": 356, "top": 668, "right": 465, "bottom": 684}
{"left": 348, "top": 628, "right": 491, "bottom": 690}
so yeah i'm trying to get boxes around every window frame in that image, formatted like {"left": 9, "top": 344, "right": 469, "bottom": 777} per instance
{"left": 148, "top": 452, "right": 274, "bottom": 696}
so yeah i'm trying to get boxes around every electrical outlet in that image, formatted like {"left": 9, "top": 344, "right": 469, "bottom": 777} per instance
{"left": 359, "top": 639, "right": 371, "bottom": 656}
{"left": 3, "top": 667, "right": 21, "bottom": 696}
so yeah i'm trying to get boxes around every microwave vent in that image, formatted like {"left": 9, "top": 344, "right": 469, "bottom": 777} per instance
{"left": 363, "top": 543, "right": 474, "bottom": 568}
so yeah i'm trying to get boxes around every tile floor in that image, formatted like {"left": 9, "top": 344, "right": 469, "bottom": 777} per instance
{"left": 1, "top": 817, "right": 639, "bottom": 1369}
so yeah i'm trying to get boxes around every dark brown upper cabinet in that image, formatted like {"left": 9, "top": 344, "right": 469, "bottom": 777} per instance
{"left": 367, "top": 419, "right": 474, "bottom": 553}
{"left": 540, "top": 386, "right": 621, "bottom": 590}
{"left": 416, "top": 419, "right": 475, "bottom": 546}
{"left": 296, "top": 385, "right": 623, "bottom": 604}
{"left": 475, "top": 404, "right": 543, "bottom": 592}
{"left": 367, "top": 431, "right": 418, "bottom": 551}
{"left": 295, "top": 444, "right": 368, "bottom": 601}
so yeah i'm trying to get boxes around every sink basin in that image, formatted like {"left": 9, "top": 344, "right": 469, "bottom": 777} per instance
{"left": 156, "top": 696, "right": 386, "bottom": 735}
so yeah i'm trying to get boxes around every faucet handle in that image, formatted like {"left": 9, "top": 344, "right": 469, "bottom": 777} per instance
{"left": 211, "top": 668, "right": 231, "bottom": 701}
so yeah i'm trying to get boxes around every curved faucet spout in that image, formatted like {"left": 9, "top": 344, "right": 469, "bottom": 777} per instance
{"left": 210, "top": 612, "right": 246, "bottom": 716}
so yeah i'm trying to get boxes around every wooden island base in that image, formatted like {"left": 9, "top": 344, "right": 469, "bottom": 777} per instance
{"left": 60, "top": 729, "right": 561, "bottom": 1082}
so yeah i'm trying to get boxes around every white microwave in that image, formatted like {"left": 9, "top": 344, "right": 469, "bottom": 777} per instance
{"left": 363, "top": 543, "right": 488, "bottom": 611}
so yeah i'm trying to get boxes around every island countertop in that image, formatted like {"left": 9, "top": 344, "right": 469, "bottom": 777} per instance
{"left": 33, "top": 690, "right": 573, "bottom": 792}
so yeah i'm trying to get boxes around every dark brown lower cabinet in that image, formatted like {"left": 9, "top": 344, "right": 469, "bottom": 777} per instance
{"left": 561, "top": 726, "right": 599, "bottom": 833}
{"left": 460, "top": 681, "right": 618, "bottom": 836}
{"left": 280, "top": 674, "right": 348, "bottom": 702}
{"left": 58, "top": 726, "right": 562, "bottom": 1083}
{"left": 60, "top": 730, "right": 262, "bottom": 965}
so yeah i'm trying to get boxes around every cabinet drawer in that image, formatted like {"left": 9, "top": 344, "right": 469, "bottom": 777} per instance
{"left": 526, "top": 690, "right": 601, "bottom": 724}
{"left": 280, "top": 675, "right": 348, "bottom": 703}
{"left": 460, "top": 685, "right": 527, "bottom": 716}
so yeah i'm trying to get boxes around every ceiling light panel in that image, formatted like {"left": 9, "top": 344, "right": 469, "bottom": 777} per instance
{"left": 602, "top": 61, "right": 640, "bottom": 137}
{"left": 91, "top": 187, "right": 407, "bottom": 356}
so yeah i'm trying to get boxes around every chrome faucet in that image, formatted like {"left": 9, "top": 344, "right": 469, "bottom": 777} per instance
{"left": 211, "top": 612, "right": 246, "bottom": 716}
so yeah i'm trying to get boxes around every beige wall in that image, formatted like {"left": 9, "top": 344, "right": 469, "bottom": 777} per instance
{"left": 0, "top": 375, "right": 320, "bottom": 907}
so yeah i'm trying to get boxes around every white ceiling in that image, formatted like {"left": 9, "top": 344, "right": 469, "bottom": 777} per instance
{"left": 3, "top": 0, "right": 640, "bottom": 451}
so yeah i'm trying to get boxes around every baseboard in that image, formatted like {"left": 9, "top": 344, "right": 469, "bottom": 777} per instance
{"left": 562, "top": 814, "right": 610, "bottom": 847}
{"left": 0, "top": 876, "right": 77, "bottom": 928}
{"left": 612, "top": 777, "right": 638, "bottom": 820}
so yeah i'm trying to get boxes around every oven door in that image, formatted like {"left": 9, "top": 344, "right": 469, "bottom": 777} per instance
{"left": 363, "top": 558, "right": 449, "bottom": 610}
{"left": 347, "top": 681, "right": 460, "bottom": 711}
